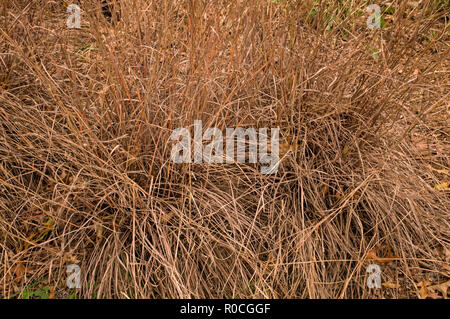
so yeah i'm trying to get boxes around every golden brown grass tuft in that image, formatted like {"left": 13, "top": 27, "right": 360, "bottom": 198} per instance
{"left": 0, "top": 0, "right": 449, "bottom": 298}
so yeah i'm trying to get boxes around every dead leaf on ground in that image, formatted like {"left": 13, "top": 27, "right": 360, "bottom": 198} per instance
{"left": 382, "top": 282, "right": 400, "bottom": 289}
{"left": 10, "top": 263, "right": 33, "bottom": 283}
{"left": 434, "top": 182, "right": 449, "bottom": 191}
{"left": 428, "top": 280, "right": 450, "bottom": 299}
{"left": 11, "top": 263, "right": 25, "bottom": 282}
{"left": 416, "top": 279, "right": 450, "bottom": 299}
{"left": 416, "top": 280, "right": 437, "bottom": 299}
{"left": 367, "top": 245, "right": 399, "bottom": 263}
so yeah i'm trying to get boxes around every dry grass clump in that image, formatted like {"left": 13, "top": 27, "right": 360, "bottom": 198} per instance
{"left": 0, "top": 0, "right": 449, "bottom": 298}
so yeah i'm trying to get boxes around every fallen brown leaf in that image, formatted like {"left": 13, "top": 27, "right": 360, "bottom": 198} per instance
{"left": 48, "top": 286, "right": 55, "bottom": 299}
{"left": 417, "top": 280, "right": 434, "bottom": 299}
